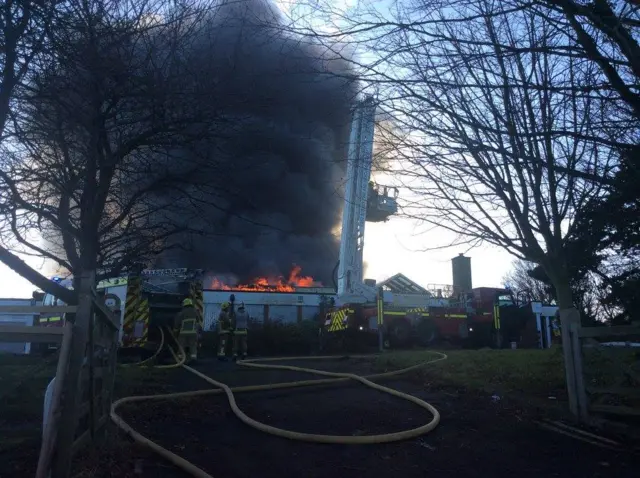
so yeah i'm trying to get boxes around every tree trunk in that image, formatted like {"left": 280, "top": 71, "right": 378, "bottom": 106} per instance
{"left": 549, "top": 269, "right": 583, "bottom": 418}
{"left": 52, "top": 270, "right": 95, "bottom": 477}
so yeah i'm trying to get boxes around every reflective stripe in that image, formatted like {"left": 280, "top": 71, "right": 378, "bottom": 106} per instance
{"left": 97, "top": 277, "right": 128, "bottom": 289}
{"left": 190, "top": 281, "right": 204, "bottom": 327}
{"left": 233, "top": 328, "right": 248, "bottom": 335}
{"left": 386, "top": 310, "right": 465, "bottom": 319}
{"left": 328, "top": 309, "right": 349, "bottom": 332}
{"left": 40, "top": 316, "right": 62, "bottom": 323}
{"left": 122, "top": 276, "right": 141, "bottom": 348}
{"left": 181, "top": 319, "right": 197, "bottom": 334}
{"left": 407, "top": 307, "right": 429, "bottom": 314}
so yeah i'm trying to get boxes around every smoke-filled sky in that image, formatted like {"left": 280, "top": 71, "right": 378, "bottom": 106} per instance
{"left": 153, "top": 0, "right": 355, "bottom": 284}
{"left": 0, "top": 0, "right": 514, "bottom": 296}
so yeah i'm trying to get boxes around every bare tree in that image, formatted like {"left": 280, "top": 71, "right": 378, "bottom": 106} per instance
{"left": 288, "top": 0, "right": 635, "bottom": 414}
{"left": 289, "top": 0, "right": 637, "bottom": 183}
{"left": 293, "top": 0, "right": 623, "bottom": 312}
{"left": 390, "top": 3, "right": 613, "bottom": 310}
{"left": 0, "top": 0, "right": 54, "bottom": 137}
{"left": 0, "top": 1, "right": 71, "bottom": 297}
{"left": 504, "top": 260, "right": 555, "bottom": 304}
{"left": 528, "top": 0, "right": 640, "bottom": 122}
{"left": 0, "top": 0, "right": 223, "bottom": 302}
{"left": 504, "top": 259, "right": 612, "bottom": 323}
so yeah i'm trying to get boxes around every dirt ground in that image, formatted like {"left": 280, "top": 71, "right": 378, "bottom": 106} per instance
{"left": 70, "top": 357, "right": 640, "bottom": 478}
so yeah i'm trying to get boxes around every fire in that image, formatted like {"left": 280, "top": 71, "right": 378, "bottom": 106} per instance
{"left": 208, "top": 265, "right": 322, "bottom": 291}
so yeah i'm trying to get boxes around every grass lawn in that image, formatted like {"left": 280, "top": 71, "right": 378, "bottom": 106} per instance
{"left": 3, "top": 345, "right": 636, "bottom": 474}
{"left": 0, "top": 352, "right": 175, "bottom": 454}
{"left": 376, "top": 348, "right": 568, "bottom": 399}
{"left": 0, "top": 353, "right": 58, "bottom": 452}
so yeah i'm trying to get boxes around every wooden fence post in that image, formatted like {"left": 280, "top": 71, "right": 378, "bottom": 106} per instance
{"left": 560, "top": 307, "right": 579, "bottom": 418}
{"left": 100, "top": 301, "right": 121, "bottom": 431}
{"left": 569, "top": 321, "right": 589, "bottom": 422}
{"left": 52, "top": 270, "right": 95, "bottom": 478}
{"left": 377, "top": 287, "right": 384, "bottom": 352}
{"left": 35, "top": 322, "right": 74, "bottom": 478}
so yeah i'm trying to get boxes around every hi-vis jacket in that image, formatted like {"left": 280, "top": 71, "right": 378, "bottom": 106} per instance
{"left": 217, "top": 311, "right": 231, "bottom": 333}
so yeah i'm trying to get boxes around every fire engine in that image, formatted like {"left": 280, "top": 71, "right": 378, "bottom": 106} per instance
{"left": 36, "top": 268, "right": 205, "bottom": 355}
{"left": 322, "top": 96, "right": 534, "bottom": 349}
{"left": 323, "top": 277, "right": 533, "bottom": 349}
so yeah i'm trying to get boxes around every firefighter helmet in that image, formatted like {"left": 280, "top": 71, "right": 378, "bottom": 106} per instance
{"left": 182, "top": 298, "right": 193, "bottom": 307}
{"left": 238, "top": 302, "right": 245, "bottom": 310}
{"left": 221, "top": 301, "right": 230, "bottom": 311}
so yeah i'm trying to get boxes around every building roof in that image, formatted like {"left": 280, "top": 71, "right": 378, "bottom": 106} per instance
{"left": 378, "top": 273, "right": 430, "bottom": 295}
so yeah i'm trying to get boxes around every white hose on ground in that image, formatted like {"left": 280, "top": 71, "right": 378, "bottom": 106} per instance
{"left": 111, "top": 328, "right": 447, "bottom": 478}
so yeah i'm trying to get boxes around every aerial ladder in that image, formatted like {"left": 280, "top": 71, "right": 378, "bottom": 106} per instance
{"left": 337, "top": 96, "right": 398, "bottom": 304}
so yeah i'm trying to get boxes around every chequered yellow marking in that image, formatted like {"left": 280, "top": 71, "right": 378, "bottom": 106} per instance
{"left": 327, "top": 308, "right": 354, "bottom": 332}
{"left": 122, "top": 276, "right": 142, "bottom": 348}
{"left": 132, "top": 298, "right": 150, "bottom": 346}
{"left": 189, "top": 280, "right": 204, "bottom": 327}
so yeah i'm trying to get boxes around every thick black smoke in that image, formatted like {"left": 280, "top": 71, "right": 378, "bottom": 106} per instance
{"left": 155, "top": 0, "right": 356, "bottom": 283}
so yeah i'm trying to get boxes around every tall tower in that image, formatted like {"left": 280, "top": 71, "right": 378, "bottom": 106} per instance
{"left": 337, "top": 97, "right": 399, "bottom": 298}
{"left": 451, "top": 253, "right": 472, "bottom": 294}
{"left": 337, "top": 97, "right": 376, "bottom": 295}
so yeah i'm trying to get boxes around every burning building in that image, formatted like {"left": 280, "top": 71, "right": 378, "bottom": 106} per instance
{"left": 207, "top": 265, "right": 321, "bottom": 292}
{"left": 201, "top": 264, "right": 334, "bottom": 328}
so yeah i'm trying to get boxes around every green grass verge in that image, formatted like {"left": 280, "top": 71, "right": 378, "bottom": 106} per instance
{"left": 375, "top": 348, "right": 568, "bottom": 398}
{"left": 0, "top": 353, "right": 58, "bottom": 450}
{"left": 0, "top": 353, "right": 177, "bottom": 452}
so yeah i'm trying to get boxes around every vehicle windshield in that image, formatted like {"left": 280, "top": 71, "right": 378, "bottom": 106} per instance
{"left": 42, "top": 294, "right": 66, "bottom": 307}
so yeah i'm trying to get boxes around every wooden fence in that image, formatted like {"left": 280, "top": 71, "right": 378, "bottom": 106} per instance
{"left": 0, "top": 272, "right": 122, "bottom": 478}
{"left": 564, "top": 320, "right": 640, "bottom": 424}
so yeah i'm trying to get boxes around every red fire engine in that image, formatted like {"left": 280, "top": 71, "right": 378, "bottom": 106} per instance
{"left": 323, "top": 274, "right": 532, "bottom": 349}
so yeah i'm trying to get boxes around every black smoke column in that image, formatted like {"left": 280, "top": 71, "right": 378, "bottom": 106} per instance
{"left": 156, "top": 0, "right": 355, "bottom": 283}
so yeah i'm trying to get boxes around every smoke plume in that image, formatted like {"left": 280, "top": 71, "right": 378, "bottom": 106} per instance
{"left": 155, "top": 0, "right": 356, "bottom": 284}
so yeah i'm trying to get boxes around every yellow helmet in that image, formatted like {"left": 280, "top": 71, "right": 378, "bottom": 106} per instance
{"left": 221, "top": 302, "right": 230, "bottom": 311}
{"left": 182, "top": 298, "right": 193, "bottom": 307}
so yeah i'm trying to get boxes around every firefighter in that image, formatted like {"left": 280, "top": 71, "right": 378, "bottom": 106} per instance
{"left": 232, "top": 302, "right": 249, "bottom": 360}
{"left": 217, "top": 302, "right": 232, "bottom": 360}
{"left": 174, "top": 298, "right": 201, "bottom": 362}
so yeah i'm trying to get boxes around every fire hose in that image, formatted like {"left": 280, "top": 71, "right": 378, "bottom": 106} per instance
{"left": 111, "top": 327, "right": 447, "bottom": 478}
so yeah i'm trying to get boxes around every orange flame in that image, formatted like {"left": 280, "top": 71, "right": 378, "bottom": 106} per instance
{"left": 208, "top": 265, "right": 321, "bottom": 291}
